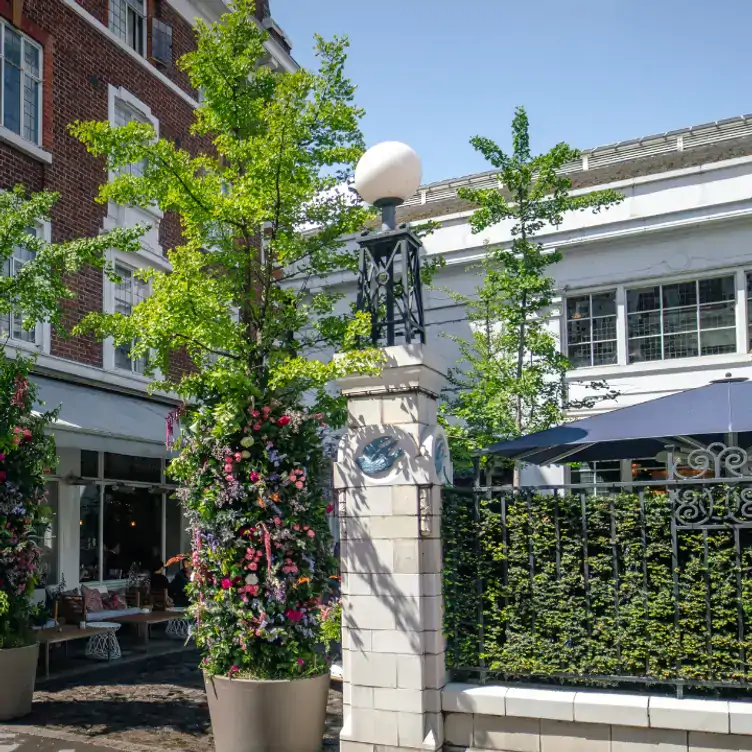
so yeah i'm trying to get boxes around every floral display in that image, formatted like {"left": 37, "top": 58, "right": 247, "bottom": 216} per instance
{"left": 169, "top": 395, "right": 338, "bottom": 679}
{"left": 0, "top": 356, "right": 55, "bottom": 649}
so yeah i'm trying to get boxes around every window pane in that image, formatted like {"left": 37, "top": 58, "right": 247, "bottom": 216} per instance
{"left": 3, "top": 49, "right": 21, "bottom": 134}
{"left": 592, "top": 316, "right": 616, "bottom": 341}
{"left": 700, "top": 328, "right": 736, "bottom": 356}
{"left": 627, "top": 287, "right": 660, "bottom": 313}
{"left": 23, "top": 40, "right": 39, "bottom": 78}
{"left": 591, "top": 291, "right": 616, "bottom": 317}
{"left": 664, "top": 332, "right": 698, "bottom": 360}
{"left": 81, "top": 450, "right": 99, "bottom": 478}
{"left": 628, "top": 311, "right": 660, "bottom": 338}
{"left": 699, "top": 276, "right": 735, "bottom": 304}
{"left": 109, "top": 0, "right": 127, "bottom": 41}
{"left": 567, "top": 296, "right": 589, "bottom": 320}
{"left": 662, "top": 281, "right": 697, "bottom": 309}
{"left": 4, "top": 27, "right": 21, "bottom": 66}
{"left": 567, "top": 319, "right": 590, "bottom": 345}
{"left": 700, "top": 301, "right": 735, "bottom": 330}
{"left": 37, "top": 482, "right": 59, "bottom": 587}
{"left": 103, "top": 484, "right": 162, "bottom": 580}
{"left": 629, "top": 336, "right": 662, "bottom": 363}
{"left": 79, "top": 484, "right": 101, "bottom": 583}
{"left": 22, "top": 74, "right": 38, "bottom": 143}
{"left": 115, "top": 343, "right": 132, "bottom": 370}
{"left": 593, "top": 340, "right": 617, "bottom": 366}
{"left": 567, "top": 343, "right": 592, "bottom": 368}
{"left": 663, "top": 306, "right": 697, "bottom": 334}
{"left": 104, "top": 452, "right": 161, "bottom": 483}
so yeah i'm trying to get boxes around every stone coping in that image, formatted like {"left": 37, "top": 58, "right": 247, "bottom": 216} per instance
{"left": 443, "top": 682, "right": 752, "bottom": 735}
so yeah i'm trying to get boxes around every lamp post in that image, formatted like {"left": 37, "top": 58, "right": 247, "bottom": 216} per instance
{"left": 354, "top": 141, "right": 427, "bottom": 347}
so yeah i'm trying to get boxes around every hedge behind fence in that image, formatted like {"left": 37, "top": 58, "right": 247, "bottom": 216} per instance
{"left": 443, "top": 489, "right": 752, "bottom": 686}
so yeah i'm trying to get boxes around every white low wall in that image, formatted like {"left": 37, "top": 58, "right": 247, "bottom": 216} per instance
{"left": 442, "top": 683, "right": 752, "bottom": 751}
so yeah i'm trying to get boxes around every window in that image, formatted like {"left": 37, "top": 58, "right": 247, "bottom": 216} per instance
{"left": 1, "top": 227, "right": 37, "bottom": 343}
{"left": 113, "top": 99, "right": 148, "bottom": 176}
{"left": 36, "top": 482, "right": 59, "bottom": 587}
{"left": 113, "top": 263, "right": 149, "bottom": 373}
{"left": 0, "top": 23, "right": 42, "bottom": 145}
{"left": 152, "top": 19, "right": 173, "bottom": 66}
{"left": 109, "top": 0, "right": 146, "bottom": 57}
{"left": 78, "top": 450, "right": 177, "bottom": 583}
{"left": 627, "top": 276, "right": 736, "bottom": 363}
{"left": 566, "top": 291, "right": 617, "bottom": 368}
{"left": 570, "top": 460, "right": 621, "bottom": 492}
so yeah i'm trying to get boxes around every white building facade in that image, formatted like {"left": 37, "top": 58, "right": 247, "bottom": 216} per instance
{"left": 324, "top": 116, "right": 752, "bottom": 487}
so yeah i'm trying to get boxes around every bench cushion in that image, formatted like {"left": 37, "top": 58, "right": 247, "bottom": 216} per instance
{"left": 87, "top": 607, "right": 141, "bottom": 621}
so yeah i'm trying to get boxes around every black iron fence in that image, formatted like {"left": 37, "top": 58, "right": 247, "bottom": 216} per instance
{"left": 442, "top": 444, "right": 752, "bottom": 697}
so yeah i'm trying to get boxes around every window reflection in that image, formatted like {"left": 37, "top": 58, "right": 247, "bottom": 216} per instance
{"left": 79, "top": 484, "right": 101, "bottom": 583}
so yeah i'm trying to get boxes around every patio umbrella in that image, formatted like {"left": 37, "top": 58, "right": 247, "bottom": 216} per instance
{"left": 485, "top": 376, "right": 752, "bottom": 464}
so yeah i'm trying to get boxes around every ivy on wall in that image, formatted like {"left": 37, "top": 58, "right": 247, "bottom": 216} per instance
{"left": 443, "top": 489, "right": 752, "bottom": 687}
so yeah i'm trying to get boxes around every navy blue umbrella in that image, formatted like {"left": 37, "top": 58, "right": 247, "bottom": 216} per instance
{"left": 486, "top": 376, "right": 752, "bottom": 464}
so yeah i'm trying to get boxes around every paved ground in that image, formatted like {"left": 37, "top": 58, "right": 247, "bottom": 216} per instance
{"left": 3, "top": 650, "right": 343, "bottom": 751}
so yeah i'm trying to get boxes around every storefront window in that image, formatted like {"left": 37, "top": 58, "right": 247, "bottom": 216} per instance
{"left": 79, "top": 484, "right": 101, "bottom": 583}
{"left": 103, "top": 484, "right": 162, "bottom": 578}
{"left": 104, "top": 452, "right": 161, "bottom": 483}
{"left": 36, "top": 481, "right": 59, "bottom": 587}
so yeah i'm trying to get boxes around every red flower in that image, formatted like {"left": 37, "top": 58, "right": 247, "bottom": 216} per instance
{"left": 221, "top": 578, "right": 232, "bottom": 590}
{"left": 250, "top": 471, "right": 261, "bottom": 483}
{"left": 277, "top": 415, "right": 291, "bottom": 427}
{"left": 285, "top": 609, "right": 304, "bottom": 622}
{"left": 326, "top": 504, "right": 334, "bottom": 514}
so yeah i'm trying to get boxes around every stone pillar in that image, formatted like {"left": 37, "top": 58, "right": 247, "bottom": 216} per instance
{"left": 335, "top": 345, "right": 451, "bottom": 752}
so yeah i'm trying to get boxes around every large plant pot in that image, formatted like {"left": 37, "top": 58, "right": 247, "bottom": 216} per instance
{"left": 0, "top": 643, "right": 39, "bottom": 721}
{"left": 205, "top": 671, "right": 329, "bottom": 752}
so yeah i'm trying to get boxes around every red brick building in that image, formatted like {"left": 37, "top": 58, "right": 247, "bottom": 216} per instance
{"left": 0, "top": 0, "right": 295, "bottom": 594}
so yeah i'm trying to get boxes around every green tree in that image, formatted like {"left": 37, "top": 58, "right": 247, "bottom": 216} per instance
{"left": 0, "top": 187, "right": 142, "bottom": 351}
{"left": 71, "top": 0, "right": 379, "bottom": 679}
{"left": 442, "top": 107, "right": 622, "bottom": 476}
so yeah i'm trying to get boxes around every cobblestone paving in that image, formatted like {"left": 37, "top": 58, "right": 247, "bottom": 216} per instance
{"left": 7, "top": 650, "right": 342, "bottom": 751}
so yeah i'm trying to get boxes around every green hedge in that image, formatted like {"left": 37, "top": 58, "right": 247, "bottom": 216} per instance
{"left": 443, "top": 488, "right": 752, "bottom": 686}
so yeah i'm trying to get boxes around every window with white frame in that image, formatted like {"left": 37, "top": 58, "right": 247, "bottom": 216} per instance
{"left": 627, "top": 276, "right": 736, "bottom": 363}
{"left": 0, "top": 22, "right": 42, "bottom": 145}
{"left": 1, "top": 227, "right": 37, "bottom": 344}
{"left": 113, "top": 263, "right": 149, "bottom": 374}
{"left": 109, "top": 0, "right": 146, "bottom": 57}
{"left": 113, "top": 99, "right": 148, "bottom": 176}
{"left": 566, "top": 291, "right": 617, "bottom": 368}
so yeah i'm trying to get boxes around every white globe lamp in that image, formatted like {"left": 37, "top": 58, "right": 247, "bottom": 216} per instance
{"left": 355, "top": 141, "right": 422, "bottom": 229}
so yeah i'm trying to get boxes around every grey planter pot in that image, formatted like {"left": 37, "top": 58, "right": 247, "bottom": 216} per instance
{"left": 0, "top": 642, "right": 39, "bottom": 721}
{"left": 205, "top": 671, "right": 329, "bottom": 752}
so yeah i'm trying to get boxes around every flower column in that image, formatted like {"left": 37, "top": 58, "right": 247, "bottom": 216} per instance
{"left": 335, "top": 344, "right": 451, "bottom": 752}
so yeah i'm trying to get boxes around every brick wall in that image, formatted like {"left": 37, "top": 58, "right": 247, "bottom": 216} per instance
{"left": 0, "top": 0, "right": 211, "bottom": 370}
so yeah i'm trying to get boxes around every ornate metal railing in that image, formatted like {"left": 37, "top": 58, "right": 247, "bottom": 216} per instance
{"left": 443, "top": 443, "right": 752, "bottom": 698}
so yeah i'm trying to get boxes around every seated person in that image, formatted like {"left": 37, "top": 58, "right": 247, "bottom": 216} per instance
{"left": 168, "top": 559, "right": 192, "bottom": 607}
{"left": 150, "top": 560, "right": 171, "bottom": 595}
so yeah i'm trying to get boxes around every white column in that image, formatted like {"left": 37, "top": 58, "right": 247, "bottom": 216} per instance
{"left": 335, "top": 345, "right": 451, "bottom": 752}
{"left": 55, "top": 447, "right": 82, "bottom": 588}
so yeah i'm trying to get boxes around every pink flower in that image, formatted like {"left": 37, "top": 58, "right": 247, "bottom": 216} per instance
{"left": 221, "top": 578, "right": 232, "bottom": 590}
{"left": 273, "top": 516, "right": 282, "bottom": 526}
{"left": 295, "top": 481, "right": 304, "bottom": 490}
{"left": 250, "top": 471, "right": 260, "bottom": 483}
{"left": 262, "top": 406, "right": 271, "bottom": 415}
{"left": 253, "top": 423, "right": 262, "bottom": 431}
{"left": 277, "top": 415, "right": 291, "bottom": 427}
{"left": 252, "top": 410, "right": 260, "bottom": 418}
{"left": 293, "top": 524, "right": 300, "bottom": 531}
{"left": 297, "top": 658, "right": 305, "bottom": 666}
{"left": 249, "top": 562, "right": 258, "bottom": 571}
{"left": 326, "top": 504, "right": 334, "bottom": 514}
{"left": 285, "top": 609, "right": 304, "bottom": 622}
{"left": 234, "top": 452, "right": 242, "bottom": 461}
{"left": 224, "top": 463, "right": 234, "bottom": 473}
{"left": 307, "top": 529, "right": 315, "bottom": 538}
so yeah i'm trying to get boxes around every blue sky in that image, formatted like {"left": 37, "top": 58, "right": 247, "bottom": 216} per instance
{"left": 277, "top": 0, "right": 750, "bottom": 185}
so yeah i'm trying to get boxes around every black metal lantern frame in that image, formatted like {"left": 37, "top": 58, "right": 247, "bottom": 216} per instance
{"left": 356, "top": 225, "right": 426, "bottom": 347}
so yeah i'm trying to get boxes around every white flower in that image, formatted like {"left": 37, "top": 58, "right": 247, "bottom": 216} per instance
{"left": 245, "top": 574, "right": 258, "bottom": 585}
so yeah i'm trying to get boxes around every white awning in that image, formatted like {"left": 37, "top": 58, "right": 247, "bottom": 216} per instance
{"left": 32, "top": 376, "right": 175, "bottom": 458}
